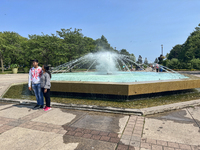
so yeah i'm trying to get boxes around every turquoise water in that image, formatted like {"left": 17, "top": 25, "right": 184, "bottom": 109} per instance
{"left": 51, "top": 72, "right": 188, "bottom": 83}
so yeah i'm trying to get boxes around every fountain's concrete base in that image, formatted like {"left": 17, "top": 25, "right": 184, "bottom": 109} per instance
{"left": 51, "top": 76, "right": 200, "bottom": 96}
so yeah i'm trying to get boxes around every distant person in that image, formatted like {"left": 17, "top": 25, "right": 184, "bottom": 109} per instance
{"left": 156, "top": 64, "right": 159, "bottom": 72}
{"left": 41, "top": 65, "right": 51, "bottom": 111}
{"left": 123, "top": 65, "right": 125, "bottom": 71}
{"left": 28, "top": 59, "right": 44, "bottom": 109}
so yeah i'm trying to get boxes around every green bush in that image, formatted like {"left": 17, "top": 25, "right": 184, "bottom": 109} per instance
{"left": 10, "top": 64, "right": 19, "bottom": 69}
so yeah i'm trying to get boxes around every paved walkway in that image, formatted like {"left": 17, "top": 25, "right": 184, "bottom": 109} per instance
{"left": 0, "top": 103, "right": 200, "bottom": 150}
{"left": 0, "top": 74, "right": 28, "bottom": 97}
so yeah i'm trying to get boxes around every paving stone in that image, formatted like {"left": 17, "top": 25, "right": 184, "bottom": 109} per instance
{"left": 157, "top": 140, "right": 168, "bottom": 146}
{"left": 67, "top": 127, "right": 77, "bottom": 131}
{"left": 141, "top": 142, "right": 152, "bottom": 149}
{"left": 123, "top": 131, "right": 132, "bottom": 135}
{"left": 82, "top": 133, "right": 92, "bottom": 139}
{"left": 133, "top": 130, "right": 142, "bottom": 135}
{"left": 121, "top": 135, "right": 132, "bottom": 140}
{"left": 116, "top": 144, "right": 129, "bottom": 150}
{"left": 146, "top": 138, "right": 157, "bottom": 144}
{"left": 42, "top": 127, "right": 53, "bottom": 132}
{"left": 164, "top": 147, "right": 175, "bottom": 150}
{"left": 99, "top": 135, "right": 110, "bottom": 142}
{"left": 168, "top": 142, "right": 179, "bottom": 148}
{"left": 83, "top": 129, "right": 92, "bottom": 134}
{"left": 91, "top": 134, "right": 101, "bottom": 140}
{"left": 91, "top": 130, "right": 100, "bottom": 135}
{"left": 74, "top": 132, "right": 84, "bottom": 137}
{"left": 141, "top": 138, "right": 147, "bottom": 143}
{"left": 99, "top": 131, "right": 109, "bottom": 136}
{"left": 152, "top": 144, "right": 163, "bottom": 150}
{"left": 51, "top": 128, "right": 61, "bottom": 134}
{"left": 32, "top": 125, "right": 45, "bottom": 131}
{"left": 108, "top": 132, "right": 118, "bottom": 138}
{"left": 109, "top": 137, "right": 120, "bottom": 143}
{"left": 179, "top": 143, "right": 191, "bottom": 150}
{"left": 191, "top": 145, "right": 199, "bottom": 150}
{"left": 132, "top": 133, "right": 141, "bottom": 137}
{"left": 128, "top": 146, "right": 137, "bottom": 150}
{"left": 66, "top": 131, "right": 76, "bottom": 136}
{"left": 75, "top": 128, "right": 85, "bottom": 133}
{"left": 129, "top": 141, "right": 140, "bottom": 147}
{"left": 131, "top": 136, "right": 141, "bottom": 142}
{"left": 57, "top": 129, "right": 67, "bottom": 134}
{"left": 119, "top": 139, "right": 130, "bottom": 145}
{"left": 125, "top": 128, "right": 133, "bottom": 132}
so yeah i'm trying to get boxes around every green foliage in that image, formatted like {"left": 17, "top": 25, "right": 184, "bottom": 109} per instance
{"left": 0, "top": 28, "right": 137, "bottom": 72}
{"left": 166, "top": 23, "right": 200, "bottom": 69}
{"left": 10, "top": 64, "right": 18, "bottom": 68}
{"left": 167, "top": 58, "right": 180, "bottom": 69}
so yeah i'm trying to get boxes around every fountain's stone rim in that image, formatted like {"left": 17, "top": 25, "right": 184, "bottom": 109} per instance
{"left": 50, "top": 75, "right": 200, "bottom": 96}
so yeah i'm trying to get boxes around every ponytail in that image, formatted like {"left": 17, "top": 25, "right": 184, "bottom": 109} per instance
{"left": 44, "top": 65, "right": 51, "bottom": 78}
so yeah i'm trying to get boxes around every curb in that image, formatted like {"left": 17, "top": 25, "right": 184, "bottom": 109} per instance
{"left": 0, "top": 98, "right": 200, "bottom": 116}
{"left": 140, "top": 99, "right": 200, "bottom": 115}
{"left": 0, "top": 98, "right": 143, "bottom": 115}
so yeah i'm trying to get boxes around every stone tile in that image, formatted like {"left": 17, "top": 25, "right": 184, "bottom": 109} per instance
{"left": 129, "top": 146, "right": 137, "bottom": 150}
{"left": 131, "top": 136, "right": 141, "bottom": 142}
{"left": 157, "top": 140, "right": 168, "bottom": 146}
{"left": 146, "top": 138, "right": 157, "bottom": 144}
{"left": 179, "top": 143, "right": 191, "bottom": 150}
{"left": 32, "top": 109, "right": 76, "bottom": 125}
{"left": 109, "top": 137, "right": 120, "bottom": 143}
{"left": 42, "top": 127, "right": 53, "bottom": 132}
{"left": 91, "top": 135, "right": 101, "bottom": 140}
{"left": 91, "top": 130, "right": 100, "bottom": 135}
{"left": 0, "top": 106, "right": 38, "bottom": 119}
{"left": 125, "top": 128, "right": 133, "bottom": 132}
{"left": 0, "top": 127, "right": 59, "bottom": 150}
{"left": 51, "top": 128, "right": 61, "bottom": 134}
{"left": 141, "top": 138, "right": 147, "bottom": 143}
{"left": 141, "top": 142, "right": 152, "bottom": 149}
{"left": 121, "top": 135, "right": 132, "bottom": 140}
{"left": 108, "top": 132, "right": 118, "bottom": 138}
{"left": 164, "top": 147, "right": 175, "bottom": 150}
{"left": 99, "top": 136, "right": 110, "bottom": 142}
{"left": 83, "top": 129, "right": 92, "bottom": 134}
{"left": 129, "top": 141, "right": 140, "bottom": 147}
{"left": 116, "top": 144, "right": 129, "bottom": 150}
{"left": 123, "top": 131, "right": 132, "bottom": 135}
{"left": 191, "top": 145, "right": 199, "bottom": 150}
{"left": 32, "top": 125, "right": 45, "bottom": 131}
{"left": 99, "top": 131, "right": 109, "bottom": 136}
{"left": 74, "top": 132, "right": 84, "bottom": 137}
{"left": 132, "top": 133, "right": 141, "bottom": 137}
{"left": 152, "top": 145, "right": 163, "bottom": 150}
{"left": 57, "top": 129, "right": 67, "bottom": 134}
{"left": 67, "top": 127, "right": 77, "bottom": 131}
{"left": 168, "top": 142, "right": 179, "bottom": 148}
{"left": 66, "top": 131, "right": 76, "bottom": 136}
{"left": 75, "top": 128, "right": 85, "bottom": 133}
{"left": 82, "top": 133, "right": 92, "bottom": 139}
{"left": 119, "top": 139, "right": 130, "bottom": 145}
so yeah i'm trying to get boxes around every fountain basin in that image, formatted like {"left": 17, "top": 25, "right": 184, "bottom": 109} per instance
{"left": 50, "top": 76, "right": 200, "bottom": 96}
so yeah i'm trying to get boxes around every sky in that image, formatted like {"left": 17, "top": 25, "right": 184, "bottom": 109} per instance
{"left": 0, "top": 0, "right": 200, "bottom": 62}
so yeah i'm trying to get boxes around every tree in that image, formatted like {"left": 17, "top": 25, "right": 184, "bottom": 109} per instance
{"left": 144, "top": 58, "right": 148, "bottom": 65}
{"left": 137, "top": 55, "right": 142, "bottom": 64}
{"left": 167, "top": 45, "right": 182, "bottom": 60}
{"left": 0, "top": 31, "right": 26, "bottom": 73}
{"left": 154, "top": 58, "right": 158, "bottom": 63}
{"left": 167, "top": 58, "right": 180, "bottom": 69}
{"left": 119, "top": 49, "right": 130, "bottom": 56}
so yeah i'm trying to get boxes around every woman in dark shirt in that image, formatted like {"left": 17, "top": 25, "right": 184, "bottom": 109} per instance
{"left": 41, "top": 65, "right": 51, "bottom": 111}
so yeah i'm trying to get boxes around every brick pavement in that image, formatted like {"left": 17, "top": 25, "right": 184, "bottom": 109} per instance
{"left": 0, "top": 106, "right": 199, "bottom": 150}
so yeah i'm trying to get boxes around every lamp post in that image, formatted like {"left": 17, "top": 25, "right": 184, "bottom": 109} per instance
{"left": 161, "top": 44, "right": 163, "bottom": 55}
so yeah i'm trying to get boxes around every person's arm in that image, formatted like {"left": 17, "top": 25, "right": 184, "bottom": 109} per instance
{"left": 28, "top": 69, "right": 32, "bottom": 90}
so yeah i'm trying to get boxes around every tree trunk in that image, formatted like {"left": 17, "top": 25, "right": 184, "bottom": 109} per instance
{"left": 0, "top": 56, "right": 4, "bottom": 73}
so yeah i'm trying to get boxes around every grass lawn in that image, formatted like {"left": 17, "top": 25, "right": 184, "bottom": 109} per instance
{"left": 3, "top": 84, "right": 200, "bottom": 109}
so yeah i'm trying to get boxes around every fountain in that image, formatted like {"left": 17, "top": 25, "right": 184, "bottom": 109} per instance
{"left": 50, "top": 51, "right": 200, "bottom": 96}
